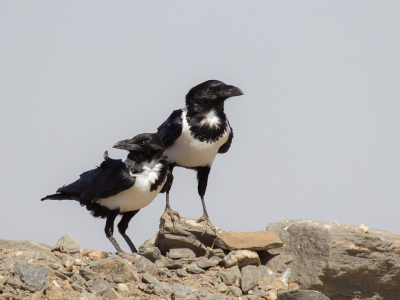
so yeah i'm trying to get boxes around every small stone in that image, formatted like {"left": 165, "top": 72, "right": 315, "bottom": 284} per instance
{"left": 117, "top": 283, "right": 129, "bottom": 292}
{"left": 254, "top": 289, "right": 266, "bottom": 297}
{"left": 138, "top": 245, "right": 163, "bottom": 262}
{"left": 136, "top": 256, "right": 158, "bottom": 277}
{"left": 172, "top": 283, "right": 194, "bottom": 300}
{"left": 229, "top": 285, "right": 243, "bottom": 297}
{"left": 52, "top": 279, "right": 60, "bottom": 288}
{"left": 357, "top": 223, "right": 370, "bottom": 233}
{"left": 167, "top": 248, "right": 196, "bottom": 259}
{"left": 142, "top": 273, "right": 157, "bottom": 284}
{"left": 51, "top": 234, "right": 81, "bottom": 254}
{"left": 14, "top": 261, "right": 48, "bottom": 291}
{"left": 217, "top": 282, "right": 228, "bottom": 293}
{"left": 186, "top": 263, "right": 206, "bottom": 274}
{"left": 204, "top": 295, "right": 223, "bottom": 300}
{"left": 196, "top": 259, "right": 219, "bottom": 269}
{"left": 176, "top": 269, "right": 188, "bottom": 278}
{"left": 288, "top": 283, "right": 299, "bottom": 290}
{"left": 163, "top": 259, "right": 184, "bottom": 269}
{"left": 6, "top": 276, "right": 22, "bottom": 289}
{"left": 64, "top": 259, "right": 73, "bottom": 268}
{"left": 71, "top": 273, "right": 86, "bottom": 286}
{"left": 223, "top": 250, "right": 260, "bottom": 269}
{"left": 267, "top": 291, "right": 277, "bottom": 300}
{"left": 218, "top": 266, "right": 241, "bottom": 286}
{"left": 102, "top": 287, "right": 119, "bottom": 299}
{"left": 200, "top": 290, "right": 208, "bottom": 297}
{"left": 90, "top": 257, "right": 139, "bottom": 282}
{"left": 72, "top": 282, "right": 84, "bottom": 292}
{"left": 153, "top": 282, "right": 173, "bottom": 296}
{"left": 241, "top": 265, "right": 261, "bottom": 293}
{"left": 91, "top": 279, "right": 109, "bottom": 296}
{"left": 80, "top": 269, "right": 100, "bottom": 281}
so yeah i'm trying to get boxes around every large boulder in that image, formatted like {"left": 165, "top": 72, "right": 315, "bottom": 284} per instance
{"left": 266, "top": 219, "right": 400, "bottom": 300}
{"left": 155, "top": 216, "right": 223, "bottom": 256}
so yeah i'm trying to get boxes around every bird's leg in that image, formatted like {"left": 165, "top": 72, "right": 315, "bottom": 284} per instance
{"left": 160, "top": 165, "right": 180, "bottom": 222}
{"left": 196, "top": 167, "right": 216, "bottom": 233}
{"left": 105, "top": 210, "right": 124, "bottom": 253}
{"left": 117, "top": 210, "right": 140, "bottom": 253}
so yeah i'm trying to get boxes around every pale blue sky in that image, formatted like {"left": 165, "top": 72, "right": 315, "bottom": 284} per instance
{"left": 1, "top": 1, "right": 399, "bottom": 252}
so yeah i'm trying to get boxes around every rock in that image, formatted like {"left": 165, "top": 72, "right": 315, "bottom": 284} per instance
{"left": 142, "top": 272, "right": 157, "bottom": 284}
{"left": 91, "top": 279, "right": 109, "bottom": 296}
{"left": 135, "top": 256, "right": 158, "bottom": 277}
{"left": 102, "top": 287, "right": 119, "bottom": 299}
{"left": 186, "top": 263, "right": 206, "bottom": 274}
{"left": 172, "top": 283, "right": 195, "bottom": 300}
{"left": 117, "top": 283, "right": 129, "bottom": 292}
{"left": 79, "top": 269, "right": 100, "bottom": 281}
{"left": 241, "top": 265, "right": 261, "bottom": 293}
{"left": 81, "top": 291, "right": 97, "bottom": 300}
{"left": 13, "top": 261, "right": 48, "bottom": 291}
{"left": 206, "top": 248, "right": 226, "bottom": 259}
{"left": 89, "top": 257, "right": 138, "bottom": 283}
{"left": 0, "top": 239, "right": 52, "bottom": 252}
{"left": 157, "top": 216, "right": 223, "bottom": 256}
{"left": 223, "top": 250, "right": 260, "bottom": 269}
{"left": 71, "top": 273, "right": 86, "bottom": 286}
{"left": 277, "top": 289, "right": 331, "bottom": 300}
{"left": 167, "top": 248, "right": 196, "bottom": 259}
{"left": 72, "top": 282, "right": 84, "bottom": 292}
{"left": 218, "top": 266, "right": 241, "bottom": 286}
{"left": 204, "top": 294, "right": 223, "bottom": 300}
{"left": 138, "top": 245, "right": 162, "bottom": 262}
{"left": 51, "top": 234, "right": 81, "bottom": 254}
{"left": 82, "top": 250, "right": 108, "bottom": 259}
{"left": 153, "top": 282, "right": 173, "bottom": 296}
{"left": 258, "top": 265, "right": 275, "bottom": 284}
{"left": 214, "top": 231, "right": 283, "bottom": 251}
{"left": 229, "top": 285, "right": 243, "bottom": 297}
{"left": 162, "top": 259, "right": 184, "bottom": 269}
{"left": 6, "top": 276, "right": 22, "bottom": 289}
{"left": 196, "top": 258, "right": 219, "bottom": 269}
{"left": 267, "top": 219, "right": 400, "bottom": 300}
{"left": 176, "top": 268, "right": 188, "bottom": 277}
{"left": 217, "top": 282, "right": 228, "bottom": 293}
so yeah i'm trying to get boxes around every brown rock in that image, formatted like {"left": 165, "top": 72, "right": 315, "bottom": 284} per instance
{"left": 82, "top": 250, "right": 108, "bottom": 259}
{"left": 223, "top": 250, "right": 260, "bottom": 269}
{"left": 214, "top": 231, "right": 283, "bottom": 251}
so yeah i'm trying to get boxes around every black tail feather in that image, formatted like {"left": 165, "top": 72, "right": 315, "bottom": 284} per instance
{"left": 41, "top": 193, "right": 78, "bottom": 201}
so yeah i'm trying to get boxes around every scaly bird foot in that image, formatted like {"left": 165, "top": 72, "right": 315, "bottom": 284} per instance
{"left": 196, "top": 214, "right": 216, "bottom": 234}
{"left": 160, "top": 206, "right": 181, "bottom": 223}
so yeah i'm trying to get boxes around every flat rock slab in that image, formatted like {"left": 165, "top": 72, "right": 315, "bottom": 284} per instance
{"left": 52, "top": 234, "right": 81, "bottom": 254}
{"left": 214, "top": 231, "right": 283, "bottom": 251}
{"left": 14, "top": 261, "right": 48, "bottom": 291}
{"left": 0, "top": 239, "right": 51, "bottom": 252}
{"left": 278, "top": 289, "right": 331, "bottom": 300}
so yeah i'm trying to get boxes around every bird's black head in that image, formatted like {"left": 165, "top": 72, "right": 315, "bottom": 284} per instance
{"left": 113, "top": 133, "right": 165, "bottom": 162}
{"left": 185, "top": 80, "right": 243, "bottom": 108}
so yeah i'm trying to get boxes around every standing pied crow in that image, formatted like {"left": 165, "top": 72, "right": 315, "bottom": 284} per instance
{"left": 41, "top": 133, "right": 172, "bottom": 253}
{"left": 157, "top": 80, "right": 243, "bottom": 230}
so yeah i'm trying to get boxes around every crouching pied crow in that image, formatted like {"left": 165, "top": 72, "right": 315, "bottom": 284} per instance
{"left": 157, "top": 80, "right": 243, "bottom": 231}
{"left": 41, "top": 133, "right": 172, "bottom": 253}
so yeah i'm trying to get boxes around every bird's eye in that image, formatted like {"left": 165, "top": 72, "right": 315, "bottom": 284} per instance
{"left": 208, "top": 87, "right": 215, "bottom": 93}
{"left": 139, "top": 141, "right": 146, "bottom": 146}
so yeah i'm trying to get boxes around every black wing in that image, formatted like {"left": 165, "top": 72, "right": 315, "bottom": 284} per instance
{"left": 157, "top": 109, "right": 183, "bottom": 148}
{"left": 42, "top": 151, "right": 135, "bottom": 202}
{"left": 218, "top": 124, "right": 233, "bottom": 154}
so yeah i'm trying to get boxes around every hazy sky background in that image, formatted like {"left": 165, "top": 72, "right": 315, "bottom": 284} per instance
{"left": 1, "top": 1, "right": 399, "bottom": 252}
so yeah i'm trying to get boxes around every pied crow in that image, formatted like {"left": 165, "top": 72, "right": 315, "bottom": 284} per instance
{"left": 41, "top": 133, "right": 172, "bottom": 253}
{"left": 157, "top": 80, "right": 243, "bottom": 230}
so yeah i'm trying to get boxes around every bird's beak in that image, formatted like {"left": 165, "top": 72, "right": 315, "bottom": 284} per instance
{"left": 113, "top": 139, "right": 141, "bottom": 151}
{"left": 218, "top": 85, "right": 244, "bottom": 99}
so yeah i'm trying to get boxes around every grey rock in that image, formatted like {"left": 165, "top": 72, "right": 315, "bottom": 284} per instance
{"left": 172, "top": 283, "right": 195, "bottom": 300}
{"left": 223, "top": 250, "right": 260, "bottom": 269}
{"left": 157, "top": 216, "right": 223, "bottom": 256}
{"left": 267, "top": 219, "right": 400, "bottom": 300}
{"left": 102, "top": 287, "right": 119, "bottom": 299}
{"left": 277, "top": 289, "right": 331, "bottom": 300}
{"left": 176, "top": 268, "right": 188, "bottom": 278}
{"left": 186, "top": 263, "right": 206, "bottom": 274}
{"left": 229, "top": 285, "right": 243, "bottom": 297}
{"left": 71, "top": 273, "right": 86, "bottom": 285}
{"left": 162, "top": 259, "right": 184, "bottom": 269}
{"left": 91, "top": 279, "right": 109, "bottom": 296}
{"left": 254, "top": 289, "right": 266, "bottom": 297}
{"left": 141, "top": 273, "right": 157, "bottom": 284}
{"left": 153, "top": 282, "right": 173, "bottom": 296}
{"left": 81, "top": 291, "right": 97, "bottom": 300}
{"left": 258, "top": 265, "right": 275, "bottom": 284}
{"left": 90, "top": 257, "right": 139, "bottom": 282}
{"left": 138, "top": 245, "right": 162, "bottom": 262}
{"left": 167, "top": 248, "right": 196, "bottom": 259}
{"left": 14, "top": 261, "right": 48, "bottom": 291}
{"left": 218, "top": 266, "right": 241, "bottom": 286}
{"left": 80, "top": 269, "right": 100, "bottom": 281}
{"left": 51, "top": 234, "right": 81, "bottom": 254}
{"left": 200, "top": 290, "right": 208, "bottom": 297}
{"left": 0, "top": 239, "right": 52, "bottom": 252}
{"left": 246, "top": 295, "right": 258, "bottom": 299}
{"left": 72, "top": 282, "right": 84, "bottom": 292}
{"left": 217, "top": 282, "right": 228, "bottom": 293}
{"left": 204, "top": 294, "right": 223, "bottom": 300}
{"left": 6, "top": 276, "right": 22, "bottom": 289}
{"left": 206, "top": 248, "right": 226, "bottom": 259}
{"left": 196, "top": 258, "right": 219, "bottom": 269}
{"left": 135, "top": 256, "right": 158, "bottom": 277}
{"left": 241, "top": 265, "right": 261, "bottom": 293}
{"left": 179, "top": 257, "right": 199, "bottom": 264}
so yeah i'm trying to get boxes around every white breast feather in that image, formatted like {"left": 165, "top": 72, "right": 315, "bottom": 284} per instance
{"left": 97, "top": 161, "right": 165, "bottom": 213}
{"left": 165, "top": 109, "right": 230, "bottom": 167}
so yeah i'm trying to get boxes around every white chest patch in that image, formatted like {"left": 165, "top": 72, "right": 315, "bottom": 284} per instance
{"left": 97, "top": 161, "right": 166, "bottom": 213}
{"left": 200, "top": 109, "right": 221, "bottom": 128}
{"left": 165, "top": 110, "right": 230, "bottom": 167}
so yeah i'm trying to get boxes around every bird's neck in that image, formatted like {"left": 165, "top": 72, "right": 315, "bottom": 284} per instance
{"left": 186, "top": 102, "right": 225, "bottom": 119}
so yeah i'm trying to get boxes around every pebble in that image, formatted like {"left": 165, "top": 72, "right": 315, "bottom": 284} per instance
{"left": 142, "top": 273, "right": 157, "bottom": 284}
{"left": 186, "top": 263, "right": 206, "bottom": 274}
{"left": 117, "top": 283, "right": 129, "bottom": 292}
{"left": 176, "top": 268, "right": 188, "bottom": 278}
{"left": 167, "top": 248, "right": 196, "bottom": 260}
{"left": 229, "top": 285, "right": 243, "bottom": 297}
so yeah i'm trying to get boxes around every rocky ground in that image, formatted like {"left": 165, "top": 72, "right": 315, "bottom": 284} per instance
{"left": 1, "top": 217, "right": 400, "bottom": 300}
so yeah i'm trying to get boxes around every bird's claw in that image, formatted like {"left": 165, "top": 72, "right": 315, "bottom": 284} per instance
{"left": 197, "top": 215, "right": 216, "bottom": 234}
{"left": 160, "top": 206, "right": 181, "bottom": 223}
